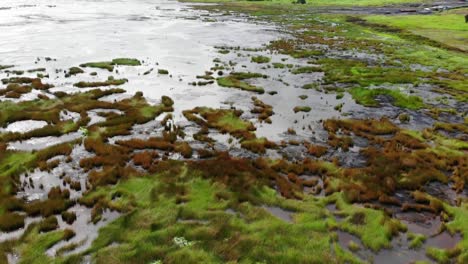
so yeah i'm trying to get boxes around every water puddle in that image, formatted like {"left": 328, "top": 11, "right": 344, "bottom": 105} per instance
{"left": 7, "top": 132, "right": 82, "bottom": 151}
{"left": 47, "top": 205, "right": 120, "bottom": 257}
{"left": 0, "top": 120, "right": 48, "bottom": 133}
{"left": 0, "top": 216, "right": 42, "bottom": 243}
{"left": 87, "top": 108, "right": 123, "bottom": 126}
{"left": 60, "top": 110, "right": 80, "bottom": 122}
{"left": 262, "top": 205, "right": 293, "bottom": 223}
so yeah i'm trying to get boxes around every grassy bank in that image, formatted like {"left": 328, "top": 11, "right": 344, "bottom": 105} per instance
{"left": 182, "top": 0, "right": 427, "bottom": 6}
{"left": 365, "top": 8, "right": 468, "bottom": 51}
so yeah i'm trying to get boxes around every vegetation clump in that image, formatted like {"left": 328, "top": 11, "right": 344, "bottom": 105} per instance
{"left": 349, "top": 87, "right": 425, "bottom": 109}
{"left": 0, "top": 213, "right": 25, "bottom": 232}
{"left": 251, "top": 55, "right": 271, "bottom": 63}
{"left": 38, "top": 216, "right": 59, "bottom": 232}
{"left": 79, "top": 61, "right": 115, "bottom": 71}
{"left": 0, "top": 65, "right": 14, "bottom": 70}
{"left": 240, "top": 137, "right": 276, "bottom": 153}
{"left": 183, "top": 107, "right": 255, "bottom": 137}
{"left": 408, "top": 232, "right": 426, "bottom": 249}
{"left": 292, "top": 66, "right": 322, "bottom": 74}
{"left": 251, "top": 96, "right": 273, "bottom": 123}
{"left": 79, "top": 58, "right": 141, "bottom": 71}
{"left": 74, "top": 77, "right": 127, "bottom": 88}
{"left": 111, "top": 58, "right": 141, "bottom": 66}
{"left": 293, "top": 106, "right": 311, "bottom": 113}
{"left": 217, "top": 72, "right": 266, "bottom": 93}
{"left": 68, "top": 67, "right": 84, "bottom": 76}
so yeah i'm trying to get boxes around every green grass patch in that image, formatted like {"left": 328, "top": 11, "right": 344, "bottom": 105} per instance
{"left": 332, "top": 193, "right": 406, "bottom": 251}
{"left": 408, "top": 233, "right": 426, "bottom": 249}
{"left": 79, "top": 61, "right": 114, "bottom": 72}
{"left": 251, "top": 55, "right": 271, "bottom": 63}
{"left": 292, "top": 66, "right": 322, "bottom": 74}
{"left": 80, "top": 58, "right": 141, "bottom": 71}
{"left": 365, "top": 13, "right": 468, "bottom": 52}
{"left": 293, "top": 106, "right": 311, "bottom": 113}
{"left": 76, "top": 165, "right": 364, "bottom": 263}
{"left": 349, "top": 87, "right": 425, "bottom": 110}
{"left": 74, "top": 77, "right": 128, "bottom": 88}
{"left": 217, "top": 72, "right": 265, "bottom": 93}
{"left": 111, "top": 58, "right": 141, "bottom": 66}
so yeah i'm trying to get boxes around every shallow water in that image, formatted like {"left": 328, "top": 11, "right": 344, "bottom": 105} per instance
{"left": 0, "top": 0, "right": 288, "bottom": 256}
{"left": 7, "top": 132, "right": 82, "bottom": 151}
{"left": 0, "top": 120, "right": 48, "bottom": 133}
{"left": 262, "top": 205, "right": 293, "bottom": 223}
{"left": 0, "top": 0, "right": 367, "bottom": 147}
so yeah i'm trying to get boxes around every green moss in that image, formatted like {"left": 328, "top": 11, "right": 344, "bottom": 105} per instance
{"left": 68, "top": 67, "right": 84, "bottom": 75}
{"left": 444, "top": 203, "right": 468, "bottom": 262}
{"left": 184, "top": 107, "right": 254, "bottom": 136}
{"left": 332, "top": 192, "right": 405, "bottom": 251}
{"left": 334, "top": 103, "right": 344, "bottom": 112}
{"left": 158, "top": 69, "right": 169, "bottom": 74}
{"left": 79, "top": 58, "right": 140, "bottom": 72}
{"left": 365, "top": 13, "right": 468, "bottom": 52}
{"left": 240, "top": 137, "right": 275, "bottom": 153}
{"left": 80, "top": 62, "right": 114, "bottom": 72}
{"left": 273, "top": 62, "right": 285, "bottom": 68}
{"left": 293, "top": 106, "right": 311, "bottom": 113}
{"left": 79, "top": 58, "right": 141, "bottom": 72}
{"left": 0, "top": 65, "right": 14, "bottom": 71}
{"left": 292, "top": 66, "right": 322, "bottom": 74}
{"left": 408, "top": 233, "right": 426, "bottom": 249}
{"left": 27, "top": 68, "right": 46, "bottom": 73}
{"left": 0, "top": 152, "right": 36, "bottom": 179}
{"left": 347, "top": 240, "right": 360, "bottom": 252}
{"left": 316, "top": 58, "right": 421, "bottom": 87}
{"left": 302, "top": 83, "right": 320, "bottom": 90}
{"left": 333, "top": 243, "right": 363, "bottom": 264}
{"left": 402, "top": 129, "right": 425, "bottom": 142}
{"left": 80, "top": 165, "right": 351, "bottom": 263}
{"left": 291, "top": 49, "right": 324, "bottom": 58}
{"left": 230, "top": 72, "right": 265, "bottom": 79}
{"left": 251, "top": 55, "right": 271, "bottom": 63}
{"left": 435, "top": 136, "right": 468, "bottom": 151}
{"left": 426, "top": 247, "right": 450, "bottom": 264}
{"left": 217, "top": 72, "right": 265, "bottom": 93}
{"left": 349, "top": 87, "right": 425, "bottom": 109}
{"left": 215, "top": 111, "right": 252, "bottom": 132}
{"left": 74, "top": 78, "right": 128, "bottom": 88}
{"left": 112, "top": 58, "right": 141, "bottom": 66}
{"left": 16, "top": 227, "right": 69, "bottom": 264}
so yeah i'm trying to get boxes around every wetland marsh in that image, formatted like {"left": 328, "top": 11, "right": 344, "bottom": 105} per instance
{"left": 0, "top": 0, "right": 467, "bottom": 263}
